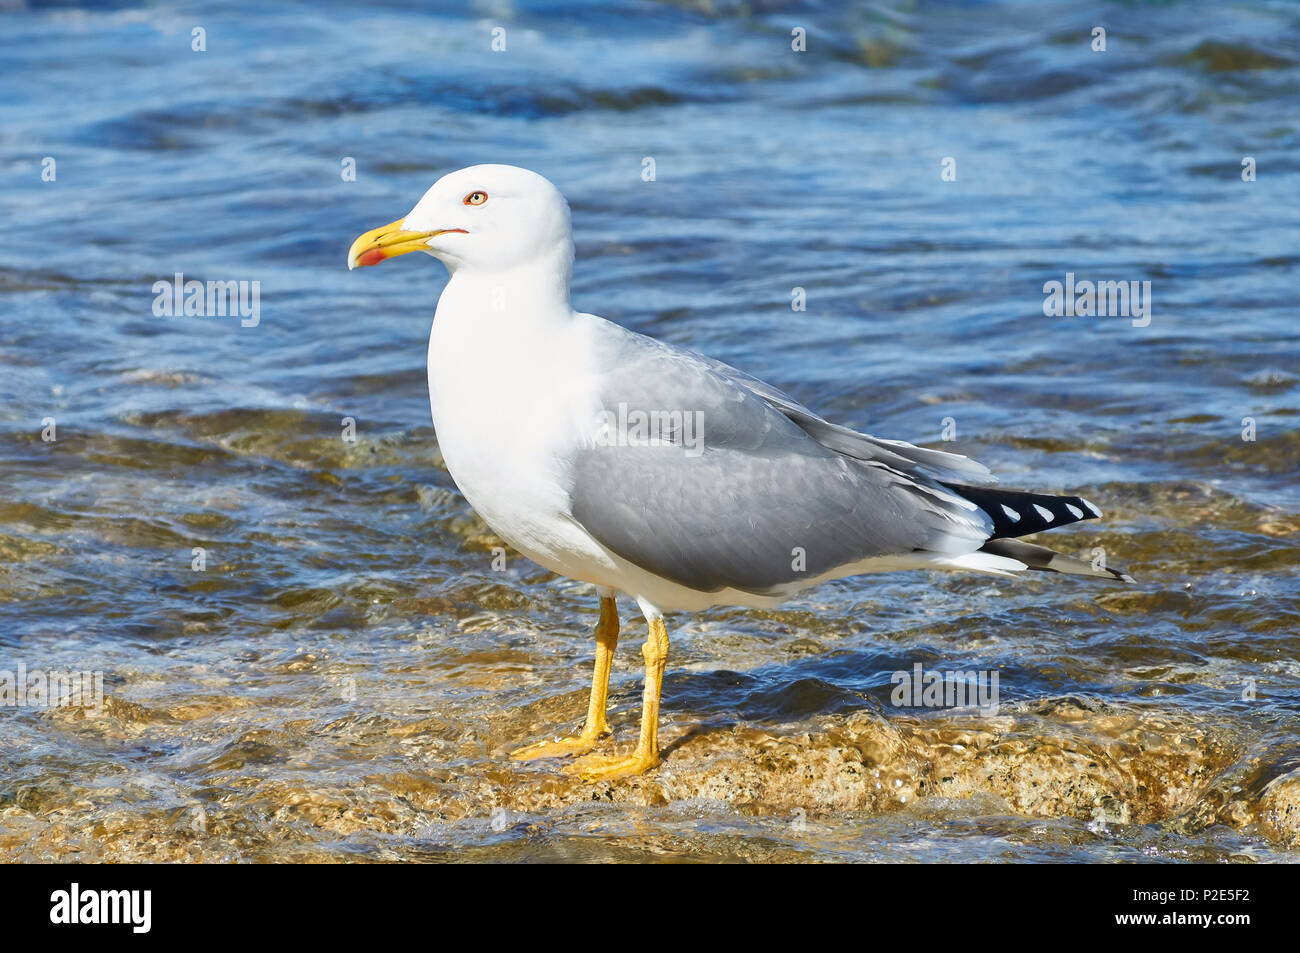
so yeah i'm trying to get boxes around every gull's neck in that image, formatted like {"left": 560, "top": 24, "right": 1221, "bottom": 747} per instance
{"left": 436, "top": 246, "right": 575, "bottom": 333}
{"left": 425, "top": 244, "right": 582, "bottom": 443}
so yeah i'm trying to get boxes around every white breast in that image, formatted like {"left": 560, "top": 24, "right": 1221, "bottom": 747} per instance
{"left": 425, "top": 293, "right": 617, "bottom": 583}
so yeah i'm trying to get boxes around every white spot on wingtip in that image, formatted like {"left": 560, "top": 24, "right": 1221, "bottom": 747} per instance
{"left": 1081, "top": 498, "right": 1102, "bottom": 518}
{"left": 1066, "top": 504, "right": 1084, "bottom": 519}
{"left": 1032, "top": 504, "right": 1054, "bottom": 522}
{"left": 1000, "top": 504, "right": 1020, "bottom": 522}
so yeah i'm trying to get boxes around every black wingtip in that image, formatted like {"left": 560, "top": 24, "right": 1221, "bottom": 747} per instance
{"left": 943, "top": 484, "right": 1105, "bottom": 540}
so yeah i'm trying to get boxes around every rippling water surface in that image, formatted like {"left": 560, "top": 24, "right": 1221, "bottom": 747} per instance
{"left": 2, "top": 0, "right": 1299, "bottom": 862}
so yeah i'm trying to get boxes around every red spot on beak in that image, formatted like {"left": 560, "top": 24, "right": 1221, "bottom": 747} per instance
{"left": 357, "top": 247, "right": 387, "bottom": 267}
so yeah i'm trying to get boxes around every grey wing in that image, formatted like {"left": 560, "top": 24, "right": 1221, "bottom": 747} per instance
{"left": 566, "top": 318, "right": 993, "bottom": 595}
{"left": 700, "top": 354, "right": 997, "bottom": 486}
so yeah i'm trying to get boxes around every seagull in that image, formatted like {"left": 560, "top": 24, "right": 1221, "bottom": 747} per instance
{"left": 347, "top": 164, "right": 1132, "bottom": 781}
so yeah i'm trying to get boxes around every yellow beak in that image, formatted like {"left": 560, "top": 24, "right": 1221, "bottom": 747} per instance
{"left": 348, "top": 218, "right": 455, "bottom": 270}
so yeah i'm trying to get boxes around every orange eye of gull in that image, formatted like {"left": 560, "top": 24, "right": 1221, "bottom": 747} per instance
{"left": 464, "top": 191, "right": 488, "bottom": 206}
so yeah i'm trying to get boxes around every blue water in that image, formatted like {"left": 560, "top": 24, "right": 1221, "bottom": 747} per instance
{"left": 1, "top": 0, "right": 1298, "bottom": 862}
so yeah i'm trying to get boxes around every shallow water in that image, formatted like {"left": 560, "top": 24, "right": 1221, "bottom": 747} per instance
{"left": 1, "top": 0, "right": 1299, "bottom": 862}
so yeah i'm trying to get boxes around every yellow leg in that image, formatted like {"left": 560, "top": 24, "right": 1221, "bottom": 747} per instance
{"left": 511, "top": 595, "right": 619, "bottom": 760}
{"left": 567, "top": 613, "right": 669, "bottom": 781}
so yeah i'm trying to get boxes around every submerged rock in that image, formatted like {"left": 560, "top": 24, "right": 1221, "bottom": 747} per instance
{"left": 491, "top": 700, "right": 1255, "bottom": 835}
{"left": 3, "top": 695, "right": 1295, "bottom": 861}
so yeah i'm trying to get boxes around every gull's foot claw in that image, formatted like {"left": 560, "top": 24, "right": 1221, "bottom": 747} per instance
{"left": 510, "top": 731, "right": 607, "bottom": 761}
{"left": 564, "top": 749, "right": 659, "bottom": 781}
